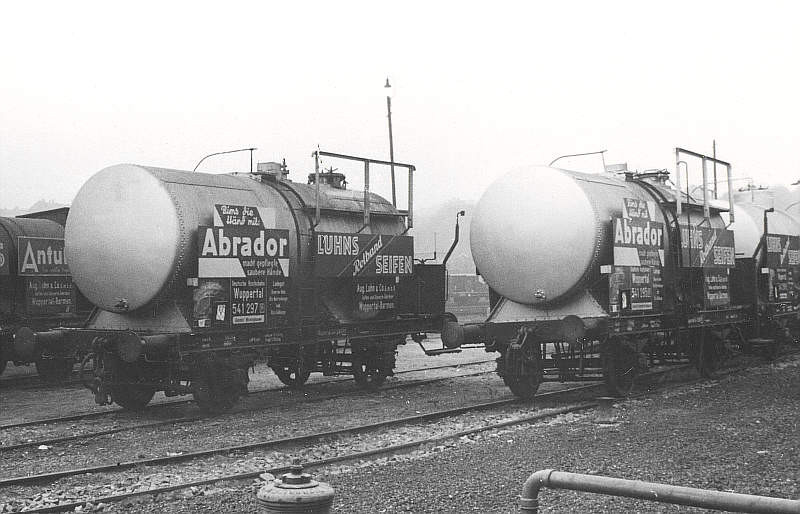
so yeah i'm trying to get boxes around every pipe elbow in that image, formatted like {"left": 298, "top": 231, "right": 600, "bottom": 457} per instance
{"left": 520, "top": 469, "right": 555, "bottom": 512}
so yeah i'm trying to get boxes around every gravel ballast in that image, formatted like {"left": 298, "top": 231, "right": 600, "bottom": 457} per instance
{"left": 102, "top": 356, "right": 800, "bottom": 513}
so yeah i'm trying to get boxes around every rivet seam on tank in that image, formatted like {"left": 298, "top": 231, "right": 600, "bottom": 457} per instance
{"left": 165, "top": 185, "right": 186, "bottom": 297}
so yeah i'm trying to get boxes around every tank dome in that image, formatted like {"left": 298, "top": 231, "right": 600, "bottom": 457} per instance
{"left": 470, "top": 166, "right": 599, "bottom": 305}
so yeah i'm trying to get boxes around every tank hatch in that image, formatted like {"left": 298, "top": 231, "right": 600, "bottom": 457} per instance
{"left": 255, "top": 160, "right": 289, "bottom": 181}
{"left": 308, "top": 167, "right": 347, "bottom": 189}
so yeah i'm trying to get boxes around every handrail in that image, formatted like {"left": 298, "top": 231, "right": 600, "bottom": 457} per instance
{"left": 675, "top": 147, "right": 735, "bottom": 224}
{"left": 520, "top": 470, "right": 800, "bottom": 513}
{"left": 549, "top": 150, "right": 607, "bottom": 169}
{"left": 312, "top": 150, "right": 416, "bottom": 230}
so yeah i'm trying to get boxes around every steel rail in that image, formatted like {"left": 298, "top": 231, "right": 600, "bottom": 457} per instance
{"left": 0, "top": 372, "right": 82, "bottom": 389}
{"left": 0, "top": 359, "right": 497, "bottom": 431}
{"left": 0, "top": 384, "right": 601, "bottom": 488}
{"left": 13, "top": 403, "right": 600, "bottom": 514}
{"left": 0, "top": 367, "right": 496, "bottom": 453}
{"left": 5, "top": 359, "right": 746, "bottom": 510}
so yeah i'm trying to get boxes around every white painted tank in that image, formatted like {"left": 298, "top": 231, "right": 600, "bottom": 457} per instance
{"left": 65, "top": 164, "right": 300, "bottom": 313}
{"left": 471, "top": 166, "right": 607, "bottom": 305}
{"left": 729, "top": 202, "right": 800, "bottom": 257}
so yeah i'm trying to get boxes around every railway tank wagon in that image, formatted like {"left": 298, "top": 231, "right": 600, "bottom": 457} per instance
{"left": 22, "top": 152, "right": 453, "bottom": 412}
{"left": 443, "top": 147, "right": 799, "bottom": 398}
{"left": 0, "top": 208, "right": 90, "bottom": 380}
{"left": 728, "top": 199, "right": 800, "bottom": 349}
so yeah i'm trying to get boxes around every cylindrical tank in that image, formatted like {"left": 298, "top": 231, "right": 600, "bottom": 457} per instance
{"left": 470, "top": 166, "right": 670, "bottom": 306}
{"left": 729, "top": 202, "right": 800, "bottom": 257}
{"left": 66, "top": 164, "right": 403, "bottom": 314}
{"left": 0, "top": 217, "right": 65, "bottom": 316}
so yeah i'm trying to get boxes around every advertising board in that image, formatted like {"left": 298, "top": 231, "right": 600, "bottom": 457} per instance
{"left": 17, "top": 237, "right": 69, "bottom": 275}
{"left": 194, "top": 204, "right": 289, "bottom": 329}
{"left": 702, "top": 269, "right": 730, "bottom": 308}
{"left": 354, "top": 278, "right": 397, "bottom": 313}
{"left": 678, "top": 225, "right": 735, "bottom": 269}
{"left": 765, "top": 233, "right": 800, "bottom": 269}
{"left": 0, "top": 231, "right": 9, "bottom": 275}
{"left": 765, "top": 234, "right": 800, "bottom": 302}
{"left": 612, "top": 214, "right": 664, "bottom": 310}
{"left": 608, "top": 266, "right": 653, "bottom": 313}
{"left": 622, "top": 197, "right": 658, "bottom": 221}
{"left": 313, "top": 232, "right": 413, "bottom": 278}
{"left": 14, "top": 237, "right": 76, "bottom": 315}
{"left": 25, "top": 276, "right": 77, "bottom": 315}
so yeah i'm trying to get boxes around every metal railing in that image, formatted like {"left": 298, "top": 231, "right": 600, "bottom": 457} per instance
{"left": 312, "top": 150, "right": 415, "bottom": 231}
{"left": 520, "top": 470, "right": 800, "bottom": 513}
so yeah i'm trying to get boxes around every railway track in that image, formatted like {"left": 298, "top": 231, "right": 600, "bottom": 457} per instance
{"left": 0, "top": 358, "right": 496, "bottom": 431}
{"left": 8, "top": 401, "right": 591, "bottom": 514}
{"left": 0, "top": 357, "right": 780, "bottom": 513}
{"left": 0, "top": 361, "right": 498, "bottom": 450}
{"left": 0, "top": 374, "right": 73, "bottom": 390}
{"left": 0, "top": 382, "right": 600, "bottom": 490}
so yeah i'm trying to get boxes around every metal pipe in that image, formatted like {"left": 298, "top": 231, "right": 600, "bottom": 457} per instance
{"left": 192, "top": 147, "right": 257, "bottom": 172}
{"left": 675, "top": 147, "right": 731, "bottom": 166}
{"left": 701, "top": 157, "right": 710, "bottom": 220}
{"left": 675, "top": 155, "right": 685, "bottom": 220}
{"left": 313, "top": 149, "right": 415, "bottom": 228}
{"left": 315, "top": 150, "right": 414, "bottom": 169}
{"left": 387, "top": 93, "right": 396, "bottom": 207}
{"left": 313, "top": 150, "right": 321, "bottom": 229}
{"left": 363, "top": 161, "right": 371, "bottom": 229}
{"left": 442, "top": 210, "right": 465, "bottom": 265}
{"left": 712, "top": 140, "right": 717, "bottom": 199}
{"left": 549, "top": 149, "right": 607, "bottom": 168}
{"left": 727, "top": 163, "right": 735, "bottom": 224}
{"left": 520, "top": 470, "right": 800, "bottom": 513}
{"left": 408, "top": 165, "right": 414, "bottom": 229}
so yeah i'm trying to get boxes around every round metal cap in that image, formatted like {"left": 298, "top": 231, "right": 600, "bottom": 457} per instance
{"left": 257, "top": 465, "right": 335, "bottom": 511}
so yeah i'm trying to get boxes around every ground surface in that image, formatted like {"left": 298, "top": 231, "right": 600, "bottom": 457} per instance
{"left": 111, "top": 355, "right": 800, "bottom": 513}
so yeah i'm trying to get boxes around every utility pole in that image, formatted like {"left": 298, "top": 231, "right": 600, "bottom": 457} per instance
{"left": 385, "top": 78, "right": 396, "bottom": 206}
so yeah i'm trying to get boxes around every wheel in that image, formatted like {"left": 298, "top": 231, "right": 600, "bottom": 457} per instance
{"left": 112, "top": 384, "right": 156, "bottom": 410}
{"left": 764, "top": 324, "right": 789, "bottom": 360}
{"left": 35, "top": 357, "right": 74, "bottom": 384}
{"left": 499, "top": 335, "right": 542, "bottom": 400}
{"left": 111, "top": 361, "right": 156, "bottom": 410}
{"left": 272, "top": 364, "right": 311, "bottom": 388}
{"left": 351, "top": 346, "right": 388, "bottom": 390}
{"left": 696, "top": 334, "right": 722, "bottom": 379}
{"left": 602, "top": 338, "right": 638, "bottom": 397}
{"left": 193, "top": 366, "right": 248, "bottom": 414}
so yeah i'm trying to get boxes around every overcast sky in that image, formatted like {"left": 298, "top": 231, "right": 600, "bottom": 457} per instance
{"left": 2, "top": 1, "right": 799, "bottom": 212}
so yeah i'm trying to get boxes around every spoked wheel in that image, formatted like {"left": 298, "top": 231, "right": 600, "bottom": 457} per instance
{"left": 193, "top": 366, "right": 249, "bottom": 414}
{"left": 602, "top": 338, "right": 639, "bottom": 397}
{"left": 695, "top": 331, "right": 723, "bottom": 379}
{"left": 35, "top": 356, "right": 74, "bottom": 384}
{"left": 764, "top": 322, "right": 789, "bottom": 361}
{"left": 272, "top": 364, "right": 312, "bottom": 388}
{"left": 110, "top": 361, "right": 156, "bottom": 410}
{"left": 499, "top": 330, "right": 542, "bottom": 400}
{"left": 352, "top": 345, "right": 388, "bottom": 390}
